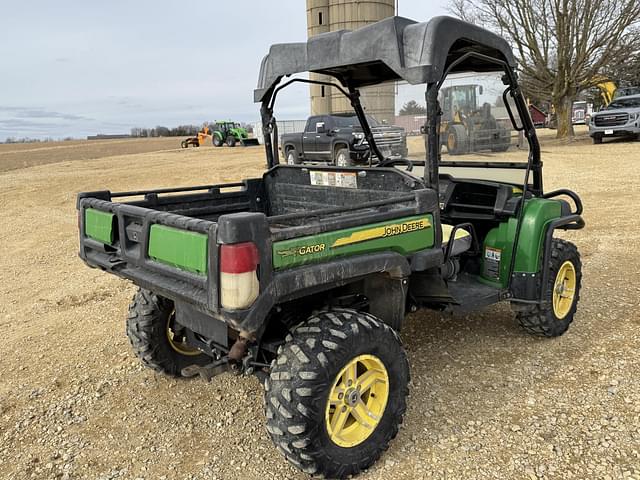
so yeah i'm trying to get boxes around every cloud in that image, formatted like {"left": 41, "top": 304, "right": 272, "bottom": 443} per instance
{"left": 0, "top": 107, "right": 97, "bottom": 139}
{"left": 9, "top": 108, "right": 91, "bottom": 121}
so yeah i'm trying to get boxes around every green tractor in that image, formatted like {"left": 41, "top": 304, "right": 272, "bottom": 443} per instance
{"left": 211, "top": 121, "right": 260, "bottom": 147}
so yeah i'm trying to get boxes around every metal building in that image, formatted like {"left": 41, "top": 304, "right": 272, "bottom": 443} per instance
{"left": 306, "top": 0, "right": 396, "bottom": 124}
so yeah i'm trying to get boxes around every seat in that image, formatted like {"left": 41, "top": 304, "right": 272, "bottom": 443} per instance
{"left": 442, "top": 224, "right": 472, "bottom": 256}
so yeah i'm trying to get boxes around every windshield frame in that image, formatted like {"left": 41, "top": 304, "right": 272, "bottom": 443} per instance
{"left": 259, "top": 53, "right": 541, "bottom": 195}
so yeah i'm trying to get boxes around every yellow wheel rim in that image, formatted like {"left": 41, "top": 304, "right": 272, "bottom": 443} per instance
{"left": 166, "top": 313, "right": 201, "bottom": 356}
{"left": 552, "top": 261, "right": 577, "bottom": 320}
{"left": 325, "top": 354, "right": 389, "bottom": 448}
{"left": 448, "top": 132, "right": 456, "bottom": 150}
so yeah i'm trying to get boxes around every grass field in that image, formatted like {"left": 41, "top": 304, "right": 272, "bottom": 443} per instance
{"left": 1, "top": 129, "right": 639, "bottom": 479}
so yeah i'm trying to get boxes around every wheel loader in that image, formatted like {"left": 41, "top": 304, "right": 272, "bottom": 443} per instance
{"left": 440, "top": 83, "right": 511, "bottom": 155}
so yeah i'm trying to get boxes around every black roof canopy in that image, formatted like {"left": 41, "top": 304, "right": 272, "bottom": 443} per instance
{"left": 254, "top": 16, "right": 516, "bottom": 102}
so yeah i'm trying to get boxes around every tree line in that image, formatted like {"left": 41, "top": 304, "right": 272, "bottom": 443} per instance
{"left": 130, "top": 125, "right": 201, "bottom": 137}
{"left": 449, "top": 0, "right": 640, "bottom": 138}
{"left": 2, "top": 136, "right": 74, "bottom": 144}
{"left": 130, "top": 122, "right": 255, "bottom": 138}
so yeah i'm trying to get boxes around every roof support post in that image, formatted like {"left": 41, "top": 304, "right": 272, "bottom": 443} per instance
{"left": 261, "top": 101, "right": 277, "bottom": 168}
{"left": 348, "top": 86, "right": 386, "bottom": 165}
{"left": 425, "top": 82, "right": 440, "bottom": 194}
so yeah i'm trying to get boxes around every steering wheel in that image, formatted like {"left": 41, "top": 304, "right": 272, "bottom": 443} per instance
{"left": 377, "top": 158, "right": 414, "bottom": 172}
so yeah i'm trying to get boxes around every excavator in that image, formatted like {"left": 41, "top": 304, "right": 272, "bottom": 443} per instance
{"left": 596, "top": 80, "right": 617, "bottom": 106}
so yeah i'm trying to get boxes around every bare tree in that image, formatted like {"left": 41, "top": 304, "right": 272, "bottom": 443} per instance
{"left": 449, "top": 0, "right": 640, "bottom": 138}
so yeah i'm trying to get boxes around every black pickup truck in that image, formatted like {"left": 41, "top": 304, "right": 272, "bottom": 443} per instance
{"left": 281, "top": 113, "right": 408, "bottom": 166}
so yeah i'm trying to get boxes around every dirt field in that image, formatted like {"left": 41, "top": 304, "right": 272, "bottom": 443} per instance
{"left": 0, "top": 137, "right": 189, "bottom": 173}
{"left": 1, "top": 130, "right": 639, "bottom": 480}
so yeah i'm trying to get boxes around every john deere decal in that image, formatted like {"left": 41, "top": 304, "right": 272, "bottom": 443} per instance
{"left": 332, "top": 218, "right": 430, "bottom": 248}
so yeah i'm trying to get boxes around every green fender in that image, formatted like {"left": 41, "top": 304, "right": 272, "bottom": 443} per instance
{"left": 480, "top": 198, "right": 562, "bottom": 288}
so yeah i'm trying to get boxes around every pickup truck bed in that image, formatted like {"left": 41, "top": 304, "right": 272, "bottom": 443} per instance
{"left": 78, "top": 166, "right": 438, "bottom": 337}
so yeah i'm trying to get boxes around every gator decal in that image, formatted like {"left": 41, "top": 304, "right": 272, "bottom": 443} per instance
{"left": 273, "top": 214, "right": 434, "bottom": 270}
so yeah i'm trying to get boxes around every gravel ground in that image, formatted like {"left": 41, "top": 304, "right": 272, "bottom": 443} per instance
{"left": 1, "top": 129, "right": 639, "bottom": 479}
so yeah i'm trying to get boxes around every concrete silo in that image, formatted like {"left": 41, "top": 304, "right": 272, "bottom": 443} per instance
{"left": 307, "top": 0, "right": 332, "bottom": 116}
{"left": 306, "top": 0, "right": 396, "bottom": 124}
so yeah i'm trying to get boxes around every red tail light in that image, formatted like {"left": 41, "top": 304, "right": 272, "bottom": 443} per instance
{"left": 220, "top": 242, "right": 259, "bottom": 273}
{"left": 220, "top": 242, "right": 260, "bottom": 310}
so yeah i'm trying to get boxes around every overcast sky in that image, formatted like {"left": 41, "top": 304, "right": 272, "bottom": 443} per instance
{"left": 0, "top": 0, "right": 449, "bottom": 140}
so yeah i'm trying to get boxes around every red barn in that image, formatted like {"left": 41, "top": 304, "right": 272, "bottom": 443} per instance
{"left": 529, "top": 105, "right": 548, "bottom": 128}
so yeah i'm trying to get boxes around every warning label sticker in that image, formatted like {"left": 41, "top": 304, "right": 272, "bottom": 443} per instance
{"left": 309, "top": 170, "right": 357, "bottom": 189}
{"left": 483, "top": 246, "right": 502, "bottom": 280}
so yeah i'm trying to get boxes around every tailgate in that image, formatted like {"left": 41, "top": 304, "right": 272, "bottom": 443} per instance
{"left": 79, "top": 197, "right": 219, "bottom": 313}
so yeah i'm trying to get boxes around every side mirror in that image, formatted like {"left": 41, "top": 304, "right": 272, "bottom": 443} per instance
{"left": 503, "top": 88, "right": 524, "bottom": 131}
{"left": 478, "top": 85, "right": 484, "bottom": 95}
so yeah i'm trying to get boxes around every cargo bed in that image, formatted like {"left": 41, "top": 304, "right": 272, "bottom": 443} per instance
{"left": 77, "top": 165, "right": 438, "bottom": 332}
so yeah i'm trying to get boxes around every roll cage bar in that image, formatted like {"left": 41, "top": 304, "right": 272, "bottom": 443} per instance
{"left": 259, "top": 51, "right": 542, "bottom": 197}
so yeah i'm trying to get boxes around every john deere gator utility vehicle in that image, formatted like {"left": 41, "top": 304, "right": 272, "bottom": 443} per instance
{"left": 77, "top": 16, "right": 584, "bottom": 478}
{"left": 212, "top": 121, "right": 260, "bottom": 147}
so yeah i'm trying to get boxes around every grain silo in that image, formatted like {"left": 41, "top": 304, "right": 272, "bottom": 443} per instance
{"left": 307, "top": 0, "right": 332, "bottom": 115}
{"left": 306, "top": 0, "right": 396, "bottom": 124}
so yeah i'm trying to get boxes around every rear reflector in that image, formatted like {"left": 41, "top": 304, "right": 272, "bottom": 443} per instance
{"left": 220, "top": 242, "right": 260, "bottom": 310}
{"left": 85, "top": 208, "right": 115, "bottom": 245}
{"left": 220, "top": 242, "right": 259, "bottom": 274}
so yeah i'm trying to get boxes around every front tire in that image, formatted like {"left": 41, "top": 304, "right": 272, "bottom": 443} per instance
{"left": 126, "top": 289, "right": 209, "bottom": 376}
{"left": 285, "top": 148, "right": 299, "bottom": 165}
{"left": 516, "top": 239, "right": 581, "bottom": 337}
{"left": 334, "top": 147, "right": 353, "bottom": 167}
{"left": 264, "top": 310, "right": 409, "bottom": 478}
{"left": 592, "top": 134, "right": 603, "bottom": 144}
{"left": 226, "top": 135, "right": 237, "bottom": 147}
{"left": 446, "top": 125, "right": 468, "bottom": 155}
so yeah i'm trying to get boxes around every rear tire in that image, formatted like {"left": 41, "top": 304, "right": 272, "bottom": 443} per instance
{"left": 213, "top": 136, "right": 223, "bottom": 147}
{"left": 226, "top": 136, "right": 237, "bottom": 147}
{"left": 491, "top": 130, "right": 510, "bottom": 152}
{"left": 592, "top": 135, "right": 603, "bottom": 144}
{"left": 264, "top": 309, "right": 409, "bottom": 478}
{"left": 515, "top": 239, "right": 581, "bottom": 337}
{"left": 181, "top": 140, "right": 188, "bottom": 148}
{"left": 126, "top": 289, "right": 209, "bottom": 376}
